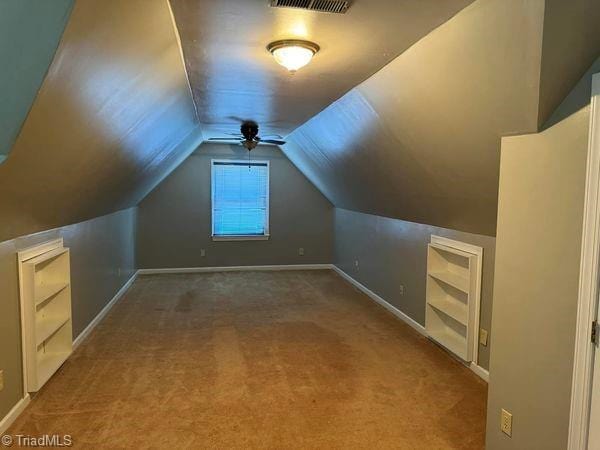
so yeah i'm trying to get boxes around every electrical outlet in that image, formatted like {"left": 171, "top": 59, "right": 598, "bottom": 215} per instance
{"left": 480, "top": 328, "right": 489, "bottom": 346}
{"left": 299, "top": 248, "right": 305, "bottom": 256}
{"left": 354, "top": 260, "right": 359, "bottom": 269}
{"left": 200, "top": 249, "right": 206, "bottom": 257}
{"left": 500, "top": 409, "right": 512, "bottom": 437}
{"left": 0, "top": 370, "right": 4, "bottom": 392}
{"left": 399, "top": 285, "right": 405, "bottom": 295}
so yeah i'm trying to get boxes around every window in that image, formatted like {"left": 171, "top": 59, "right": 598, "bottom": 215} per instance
{"left": 211, "top": 160, "right": 270, "bottom": 240}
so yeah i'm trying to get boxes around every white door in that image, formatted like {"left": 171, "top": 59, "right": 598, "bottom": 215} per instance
{"left": 587, "top": 74, "right": 600, "bottom": 450}
{"left": 590, "top": 325, "right": 600, "bottom": 449}
{"left": 568, "top": 73, "right": 600, "bottom": 450}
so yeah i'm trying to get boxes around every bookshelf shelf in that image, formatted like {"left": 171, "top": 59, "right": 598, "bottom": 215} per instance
{"left": 19, "top": 242, "right": 72, "bottom": 392}
{"left": 426, "top": 240, "right": 480, "bottom": 362}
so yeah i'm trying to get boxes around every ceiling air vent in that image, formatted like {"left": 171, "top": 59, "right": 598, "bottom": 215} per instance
{"left": 270, "top": 0, "right": 351, "bottom": 14}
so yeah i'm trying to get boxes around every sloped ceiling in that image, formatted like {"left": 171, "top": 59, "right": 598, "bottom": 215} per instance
{"left": 2, "top": 0, "right": 598, "bottom": 242}
{"left": 169, "top": 0, "right": 475, "bottom": 138}
{"left": 284, "top": 0, "right": 546, "bottom": 236}
{"left": 0, "top": 0, "right": 200, "bottom": 242}
{"left": 538, "top": 0, "right": 600, "bottom": 128}
{"left": 173, "top": 0, "right": 600, "bottom": 237}
{"left": 0, "top": 0, "right": 73, "bottom": 163}
{"left": 545, "top": 57, "right": 600, "bottom": 129}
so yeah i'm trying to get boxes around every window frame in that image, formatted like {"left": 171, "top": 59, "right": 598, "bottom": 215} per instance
{"left": 210, "top": 159, "right": 270, "bottom": 241}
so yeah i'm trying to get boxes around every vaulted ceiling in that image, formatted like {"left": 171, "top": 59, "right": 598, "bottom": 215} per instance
{"left": 538, "top": 0, "right": 600, "bottom": 128}
{"left": 1, "top": 0, "right": 599, "bottom": 242}
{"left": 0, "top": 0, "right": 73, "bottom": 162}
{"left": 283, "top": 0, "right": 600, "bottom": 236}
{"left": 0, "top": 0, "right": 201, "bottom": 242}
{"left": 169, "top": 0, "right": 475, "bottom": 139}
{"left": 284, "top": 0, "right": 546, "bottom": 236}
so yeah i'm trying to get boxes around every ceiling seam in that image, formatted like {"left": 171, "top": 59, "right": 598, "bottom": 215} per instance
{"left": 166, "top": 0, "right": 200, "bottom": 124}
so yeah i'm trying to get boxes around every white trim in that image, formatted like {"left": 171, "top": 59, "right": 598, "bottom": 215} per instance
{"left": 331, "top": 265, "right": 489, "bottom": 382}
{"left": 1, "top": 272, "right": 137, "bottom": 434}
{"left": 73, "top": 272, "right": 138, "bottom": 350}
{"left": 138, "top": 264, "right": 332, "bottom": 275}
{"left": 430, "top": 235, "right": 483, "bottom": 256}
{"left": 431, "top": 235, "right": 484, "bottom": 365}
{"left": 568, "top": 73, "right": 600, "bottom": 450}
{"left": 469, "top": 363, "right": 490, "bottom": 383}
{"left": 17, "top": 238, "right": 64, "bottom": 262}
{"left": 212, "top": 234, "right": 270, "bottom": 241}
{"left": 0, "top": 394, "right": 30, "bottom": 435}
{"left": 211, "top": 159, "right": 270, "bottom": 238}
{"left": 331, "top": 265, "right": 427, "bottom": 335}
{"left": 16, "top": 239, "right": 65, "bottom": 398}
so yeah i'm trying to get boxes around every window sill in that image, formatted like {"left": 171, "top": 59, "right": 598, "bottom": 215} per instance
{"left": 212, "top": 235, "right": 270, "bottom": 242}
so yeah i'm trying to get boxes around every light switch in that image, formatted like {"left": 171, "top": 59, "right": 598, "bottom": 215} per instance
{"left": 480, "top": 328, "right": 489, "bottom": 346}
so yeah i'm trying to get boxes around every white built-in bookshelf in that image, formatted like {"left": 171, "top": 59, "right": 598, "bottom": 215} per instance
{"left": 18, "top": 241, "right": 73, "bottom": 392}
{"left": 426, "top": 238, "right": 481, "bottom": 362}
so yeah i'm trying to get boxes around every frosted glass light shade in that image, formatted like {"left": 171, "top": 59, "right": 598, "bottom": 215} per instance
{"left": 268, "top": 40, "right": 319, "bottom": 73}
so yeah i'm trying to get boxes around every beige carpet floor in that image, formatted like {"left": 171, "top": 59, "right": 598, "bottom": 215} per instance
{"left": 9, "top": 270, "right": 486, "bottom": 449}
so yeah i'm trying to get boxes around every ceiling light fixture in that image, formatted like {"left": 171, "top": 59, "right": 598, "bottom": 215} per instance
{"left": 267, "top": 39, "right": 320, "bottom": 73}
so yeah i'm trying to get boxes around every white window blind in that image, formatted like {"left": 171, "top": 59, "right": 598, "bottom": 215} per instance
{"left": 212, "top": 160, "right": 269, "bottom": 236}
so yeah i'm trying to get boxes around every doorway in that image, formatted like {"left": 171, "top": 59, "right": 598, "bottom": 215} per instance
{"left": 568, "top": 73, "right": 600, "bottom": 450}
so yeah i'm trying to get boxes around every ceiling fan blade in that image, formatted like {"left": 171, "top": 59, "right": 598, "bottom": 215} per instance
{"left": 260, "top": 134, "right": 284, "bottom": 139}
{"left": 209, "top": 137, "right": 242, "bottom": 141}
{"left": 260, "top": 139, "right": 287, "bottom": 145}
{"left": 226, "top": 116, "right": 248, "bottom": 123}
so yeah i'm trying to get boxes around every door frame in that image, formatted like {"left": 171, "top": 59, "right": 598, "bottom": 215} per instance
{"left": 568, "top": 73, "right": 600, "bottom": 450}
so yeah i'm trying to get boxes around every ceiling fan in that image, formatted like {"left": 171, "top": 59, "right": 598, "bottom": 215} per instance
{"left": 209, "top": 120, "right": 286, "bottom": 151}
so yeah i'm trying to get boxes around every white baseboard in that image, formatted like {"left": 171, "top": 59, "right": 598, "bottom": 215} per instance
{"left": 73, "top": 272, "right": 138, "bottom": 350}
{"left": 1, "top": 273, "right": 137, "bottom": 435}
{"left": 0, "top": 394, "right": 30, "bottom": 435}
{"left": 137, "top": 264, "right": 332, "bottom": 275}
{"left": 331, "top": 265, "right": 427, "bottom": 336}
{"left": 331, "top": 265, "right": 490, "bottom": 383}
{"left": 470, "top": 362, "right": 490, "bottom": 382}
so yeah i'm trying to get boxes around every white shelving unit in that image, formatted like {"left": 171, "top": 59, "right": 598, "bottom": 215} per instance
{"left": 18, "top": 240, "right": 73, "bottom": 392}
{"left": 425, "top": 237, "right": 482, "bottom": 362}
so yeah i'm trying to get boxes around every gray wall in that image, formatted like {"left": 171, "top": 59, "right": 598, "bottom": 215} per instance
{"left": 137, "top": 143, "right": 334, "bottom": 268}
{"left": 486, "top": 106, "right": 590, "bottom": 450}
{"left": 334, "top": 208, "right": 496, "bottom": 370}
{"left": 545, "top": 56, "right": 600, "bottom": 129}
{"left": 0, "top": 208, "right": 137, "bottom": 420}
{"left": 537, "top": 0, "right": 600, "bottom": 126}
{"left": 284, "top": 0, "right": 546, "bottom": 237}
